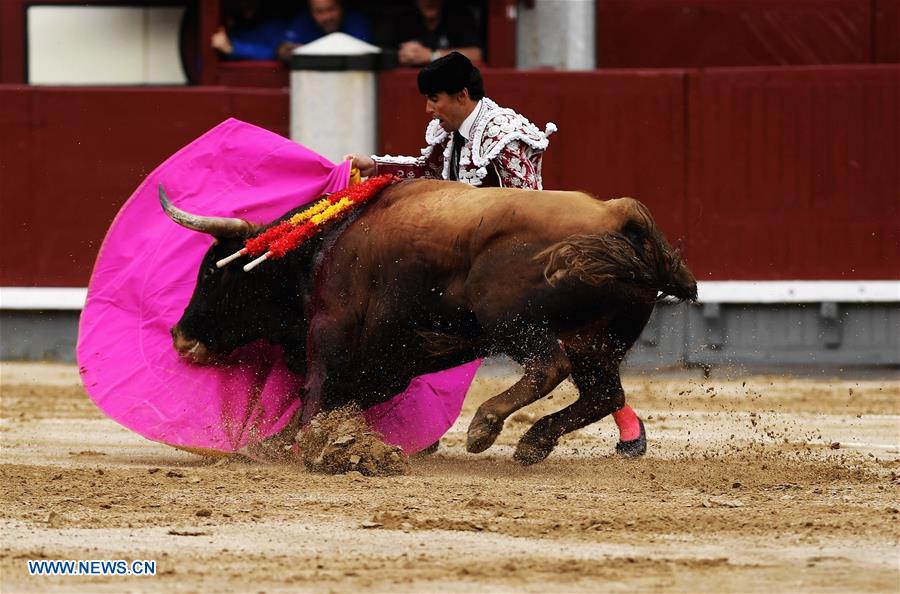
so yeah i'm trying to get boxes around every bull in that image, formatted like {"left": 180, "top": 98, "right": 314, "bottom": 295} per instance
{"left": 161, "top": 179, "right": 697, "bottom": 464}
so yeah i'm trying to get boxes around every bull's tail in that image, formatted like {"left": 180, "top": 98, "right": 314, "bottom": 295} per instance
{"left": 537, "top": 201, "right": 698, "bottom": 302}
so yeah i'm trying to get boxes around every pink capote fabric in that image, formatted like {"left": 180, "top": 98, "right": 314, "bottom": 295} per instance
{"left": 77, "top": 118, "right": 480, "bottom": 454}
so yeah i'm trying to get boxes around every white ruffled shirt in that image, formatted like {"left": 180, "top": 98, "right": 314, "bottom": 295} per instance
{"left": 458, "top": 100, "right": 483, "bottom": 141}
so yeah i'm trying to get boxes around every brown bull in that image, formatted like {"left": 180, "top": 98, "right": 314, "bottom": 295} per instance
{"left": 163, "top": 179, "right": 697, "bottom": 464}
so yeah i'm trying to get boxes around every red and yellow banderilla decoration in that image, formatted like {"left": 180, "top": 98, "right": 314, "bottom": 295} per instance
{"left": 216, "top": 172, "right": 397, "bottom": 272}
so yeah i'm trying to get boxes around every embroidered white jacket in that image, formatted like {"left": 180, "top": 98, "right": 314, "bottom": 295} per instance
{"left": 373, "top": 98, "right": 557, "bottom": 190}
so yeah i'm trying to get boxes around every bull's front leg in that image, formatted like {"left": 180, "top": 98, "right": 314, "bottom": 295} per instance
{"left": 236, "top": 356, "right": 330, "bottom": 464}
{"left": 299, "top": 358, "right": 326, "bottom": 424}
{"left": 235, "top": 312, "right": 348, "bottom": 463}
{"left": 298, "top": 308, "right": 360, "bottom": 423}
{"left": 237, "top": 400, "right": 305, "bottom": 464}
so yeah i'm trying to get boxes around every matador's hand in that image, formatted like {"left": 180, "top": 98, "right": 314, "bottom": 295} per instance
{"left": 343, "top": 154, "right": 375, "bottom": 177}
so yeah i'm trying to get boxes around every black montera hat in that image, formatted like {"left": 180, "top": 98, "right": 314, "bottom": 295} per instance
{"left": 417, "top": 51, "right": 480, "bottom": 96}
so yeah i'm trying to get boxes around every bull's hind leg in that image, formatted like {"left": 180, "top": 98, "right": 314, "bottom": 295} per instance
{"left": 467, "top": 336, "right": 571, "bottom": 454}
{"left": 514, "top": 304, "right": 653, "bottom": 465}
{"left": 513, "top": 354, "right": 626, "bottom": 464}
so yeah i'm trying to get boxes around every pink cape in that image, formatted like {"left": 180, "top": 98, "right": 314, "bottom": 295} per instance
{"left": 77, "top": 118, "right": 480, "bottom": 455}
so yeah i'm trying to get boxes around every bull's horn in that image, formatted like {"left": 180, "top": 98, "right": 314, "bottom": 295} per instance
{"left": 158, "top": 185, "right": 256, "bottom": 238}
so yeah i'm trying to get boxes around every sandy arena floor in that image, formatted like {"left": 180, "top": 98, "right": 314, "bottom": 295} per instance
{"left": 1, "top": 361, "right": 898, "bottom": 593}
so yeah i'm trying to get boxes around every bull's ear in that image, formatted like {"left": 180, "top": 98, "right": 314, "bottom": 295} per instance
{"left": 159, "top": 185, "right": 258, "bottom": 239}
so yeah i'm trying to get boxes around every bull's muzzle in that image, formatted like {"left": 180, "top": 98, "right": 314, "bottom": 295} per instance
{"left": 170, "top": 325, "right": 216, "bottom": 365}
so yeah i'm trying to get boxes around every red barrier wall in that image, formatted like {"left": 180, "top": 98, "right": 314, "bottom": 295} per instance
{"left": 875, "top": 0, "right": 900, "bottom": 63}
{"left": 0, "top": 86, "right": 288, "bottom": 286}
{"left": 687, "top": 66, "right": 900, "bottom": 279}
{"left": 596, "top": 0, "right": 880, "bottom": 68}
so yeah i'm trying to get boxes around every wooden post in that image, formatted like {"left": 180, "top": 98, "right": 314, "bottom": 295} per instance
{"left": 198, "top": 0, "right": 220, "bottom": 85}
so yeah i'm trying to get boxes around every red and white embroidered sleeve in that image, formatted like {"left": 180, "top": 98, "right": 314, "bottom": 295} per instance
{"left": 494, "top": 140, "right": 540, "bottom": 190}
{"left": 373, "top": 144, "right": 445, "bottom": 180}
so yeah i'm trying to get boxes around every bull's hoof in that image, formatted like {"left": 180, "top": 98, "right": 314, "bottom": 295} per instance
{"left": 413, "top": 439, "right": 440, "bottom": 457}
{"left": 513, "top": 435, "right": 557, "bottom": 466}
{"left": 615, "top": 419, "right": 647, "bottom": 458}
{"left": 466, "top": 412, "right": 504, "bottom": 453}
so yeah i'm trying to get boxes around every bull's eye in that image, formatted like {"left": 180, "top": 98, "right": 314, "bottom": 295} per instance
{"left": 200, "top": 265, "right": 218, "bottom": 283}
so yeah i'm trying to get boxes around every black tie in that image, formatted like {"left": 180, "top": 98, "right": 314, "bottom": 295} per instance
{"left": 449, "top": 131, "right": 464, "bottom": 181}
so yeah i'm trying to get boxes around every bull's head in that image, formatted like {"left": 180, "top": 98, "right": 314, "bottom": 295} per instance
{"left": 160, "top": 186, "right": 285, "bottom": 365}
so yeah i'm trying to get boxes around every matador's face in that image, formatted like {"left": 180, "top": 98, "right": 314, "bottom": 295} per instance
{"left": 424, "top": 90, "right": 472, "bottom": 132}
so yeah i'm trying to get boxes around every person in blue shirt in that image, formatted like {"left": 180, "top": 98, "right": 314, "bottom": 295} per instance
{"left": 211, "top": 0, "right": 290, "bottom": 61}
{"left": 211, "top": 0, "right": 371, "bottom": 62}
{"left": 212, "top": 19, "right": 289, "bottom": 61}
{"left": 278, "top": 0, "right": 372, "bottom": 61}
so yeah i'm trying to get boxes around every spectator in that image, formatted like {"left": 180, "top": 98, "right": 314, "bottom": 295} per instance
{"left": 278, "top": 0, "right": 373, "bottom": 61}
{"left": 211, "top": 0, "right": 291, "bottom": 61}
{"left": 394, "top": 0, "right": 484, "bottom": 67}
{"left": 211, "top": 1, "right": 371, "bottom": 62}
